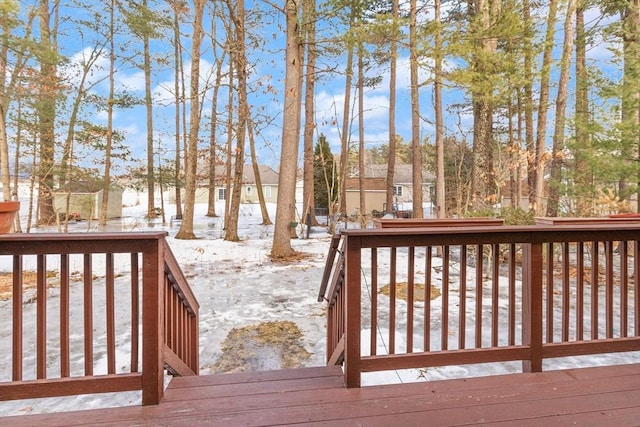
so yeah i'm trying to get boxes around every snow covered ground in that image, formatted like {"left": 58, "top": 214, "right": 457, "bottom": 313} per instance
{"left": 0, "top": 199, "right": 638, "bottom": 416}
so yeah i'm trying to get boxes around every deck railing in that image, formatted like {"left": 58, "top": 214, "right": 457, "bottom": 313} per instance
{"left": 0, "top": 232, "right": 199, "bottom": 405}
{"left": 319, "top": 220, "right": 640, "bottom": 387}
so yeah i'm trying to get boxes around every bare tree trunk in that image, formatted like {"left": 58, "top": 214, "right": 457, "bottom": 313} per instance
{"left": 410, "top": 0, "right": 423, "bottom": 218}
{"left": 385, "top": 0, "right": 399, "bottom": 215}
{"left": 272, "top": 0, "right": 301, "bottom": 258}
{"left": 546, "top": 0, "right": 576, "bottom": 217}
{"left": 224, "top": 54, "right": 234, "bottom": 229}
{"left": 534, "top": 0, "right": 558, "bottom": 216}
{"left": 523, "top": 0, "right": 535, "bottom": 209}
{"left": 172, "top": 1, "right": 184, "bottom": 218}
{"left": 100, "top": 0, "right": 116, "bottom": 227}
{"left": 175, "top": 0, "right": 205, "bottom": 239}
{"left": 434, "top": 0, "right": 445, "bottom": 218}
{"left": 247, "top": 117, "right": 271, "bottom": 225}
{"left": 470, "top": 0, "right": 498, "bottom": 211}
{"left": 302, "top": 0, "right": 318, "bottom": 227}
{"left": 338, "top": 7, "right": 356, "bottom": 216}
{"left": 36, "top": 0, "right": 58, "bottom": 226}
{"left": 357, "top": 41, "right": 366, "bottom": 227}
{"left": 206, "top": 56, "right": 224, "bottom": 218}
{"left": 574, "top": 2, "right": 592, "bottom": 216}
{"left": 142, "top": 0, "right": 155, "bottom": 219}
{"left": 225, "top": 0, "right": 248, "bottom": 242}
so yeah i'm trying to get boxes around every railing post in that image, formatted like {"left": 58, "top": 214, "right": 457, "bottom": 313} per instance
{"left": 141, "top": 238, "right": 165, "bottom": 405}
{"left": 522, "top": 242, "right": 543, "bottom": 372}
{"left": 344, "top": 235, "right": 362, "bottom": 387}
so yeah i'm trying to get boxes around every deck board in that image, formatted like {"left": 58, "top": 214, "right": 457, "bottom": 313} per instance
{"left": 1, "top": 364, "right": 638, "bottom": 426}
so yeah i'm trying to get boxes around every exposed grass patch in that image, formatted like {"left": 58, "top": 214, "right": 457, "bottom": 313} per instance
{"left": 210, "top": 320, "right": 312, "bottom": 373}
{"left": 0, "top": 271, "right": 58, "bottom": 300}
{"left": 379, "top": 281, "right": 441, "bottom": 302}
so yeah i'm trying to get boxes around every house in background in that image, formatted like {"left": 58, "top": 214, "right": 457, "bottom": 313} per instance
{"left": 188, "top": 164, "right": 280, "bottom": 205}
{"left": 344, "top": 163, "right": 435, "bottom": 217}
{"left": 53, "top": 182, "right": 123, "bottom": 220}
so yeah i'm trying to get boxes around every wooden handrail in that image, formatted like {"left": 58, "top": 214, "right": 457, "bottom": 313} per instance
{"left": 321, "top": 222, "right": 640, "bottom": 387}
{"left": 0, "top": 232, "right": 199, "bottom": 405}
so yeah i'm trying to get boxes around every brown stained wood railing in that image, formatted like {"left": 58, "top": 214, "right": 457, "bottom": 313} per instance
{"left": 0, "top": 232, "right": 199, "bottom": 405}
{"left": 319, "top": 222, "right": 640, "bottom": 387}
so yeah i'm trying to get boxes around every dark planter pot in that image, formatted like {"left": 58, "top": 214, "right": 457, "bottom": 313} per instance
{"left": 0, "top": 201, "right": 20, "bottom": 233}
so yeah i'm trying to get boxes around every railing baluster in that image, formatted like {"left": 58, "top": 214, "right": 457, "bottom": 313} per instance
{"left": 545, "top": 242, "right": 554, "bottom": 343}
{"left": 508, "top": 244, "right": 516, "bottom": 346}
{"left": 491, "top": 244, "right": 499, "bottom": 347}
{"left": 475, "top": 244, "right": 483, "bottom": 348}
{"left": 605, "top": 241, "right": 614, "bottom": 338}
{"left": 60, "top": 254, "right": 70, "bottom": 377}
{"left": 441, "top": 246, "right": 449, "bottom": 351}
{"left": 620, "top": 241, "right": 628, "bottom": 338}
{"left": 562, "top": 242, "right": 570, "bottom": 342}
{"left": 407, "top": 247, "right": 415, "bottom": 353}
{"left": 424, "top": 246, "right": 432, "bottom": 352}
{"left": 459, "top": 245, "right": 467, "bottom": 350}
{"left": 12, "top": 255, "right": 23, "bottom": 381}
{"left": 84, "top": 254, "right": 93, "bottom": 376}
{"left": 389, "top": 247, "right": 396, "bottom": 354}
{"left": 634, "top": 240, "right": 639, "bottom": 335}
{"left": 106, "top": 253, "right": 116, "bottom": 375}
{"left": 577, "top": 242, "right": 584, "bottom": 341}
{"left": 370, "top": 248, "right": 377, "bottom": 356}
{"left": 37, "top": 254, "right": 47, "bottom": 379}
{"left": 591, "top": 241, "right": 599, "bottom": 340}
{"left": 131, "top": 253, "right": 139, "bottom": 372}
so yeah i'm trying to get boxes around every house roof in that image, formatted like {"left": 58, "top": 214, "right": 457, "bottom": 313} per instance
{"left": 359, "top": 163, "right": 434, "bottom": 184}
{"left": 201, "top": 164, "right": 280, "bottom": 186}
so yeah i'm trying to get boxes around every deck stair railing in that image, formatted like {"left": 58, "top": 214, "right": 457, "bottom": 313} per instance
{"left": 319, "top": 219, "right": 640, "bottom": 387}
{"left": 0, "top": 232, "right": 199, "bottom": 405}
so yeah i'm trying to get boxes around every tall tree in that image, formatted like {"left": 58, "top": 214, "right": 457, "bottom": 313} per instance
{"left": 357, "top": 38, "right": 366, "bottom": 226}
{"left": 272, "top": 0, "right": 301, "bottom": 258}
{"left": 434, "top": 0, "right": 445, "bottom": 218}
{"left": 100, "top": 0, "right": 116, "bottom": 227}
{"left": 546, "top": 0, "right": 577, "bottom": 216}
{"left": 171, "top": 0, "right": 187, "bottom": 219}
{"left": 302, "top": 0, "right": 318, "bottom": 227}
{"left": 385, "top": 0, "right": 399, "bottom": 215}
{"left": 469, "top": 0, "right": 499, "bottom": 211}
{"left": 534, "top": 0, "right": 558, "bottom": 215}
{"left": 620, "top": 0, "right": 640, "bottom": 208}
{"left": 36, "top": 0, "right": 59, "bottom": 225}
{"left": 175, "top": 0, "right": 205, "bottom": 239}
{"left": 338, "top": 5, "right": 357, "bottom": 215}
{"left": 523, "top": 0, "right": 535, "bottom": 209}
{"left": 409, "top": 0, "right": 423, "bottom": 217}
{"left": 224, "top": 0, "right": 248, "bottom": 242}
{"left": 573, "top": 0, "right": 592, "bottom": 216}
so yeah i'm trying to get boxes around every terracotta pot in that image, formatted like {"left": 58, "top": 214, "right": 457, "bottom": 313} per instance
{"left": 0, "top": 201, "right": 20, "bottom": 233}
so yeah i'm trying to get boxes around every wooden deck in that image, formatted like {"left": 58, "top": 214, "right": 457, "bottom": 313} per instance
{"left": 2, "top": 363, "right": 639, "bottom": 426}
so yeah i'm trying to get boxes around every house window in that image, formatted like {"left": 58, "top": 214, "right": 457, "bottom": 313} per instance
{"left": 218, "top": 188, "right": 226, "bottom": 200}
{"left": 264, "top": 186, "right": 272, "bottom": 198}
{"left": 393, "top": 185, "right": 403, "bottom": 197}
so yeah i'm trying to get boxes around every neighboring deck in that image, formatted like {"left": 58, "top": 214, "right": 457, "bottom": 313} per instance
{"left": 2, "top": 363, "right": 639, "bottom": 426}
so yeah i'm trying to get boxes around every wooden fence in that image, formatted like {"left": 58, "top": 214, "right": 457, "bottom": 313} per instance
{"left": 0, "top": 232, "right": 198, "bottom": 405}
{"left": 320, "top": 221, "right": 640, "bottom": 387}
